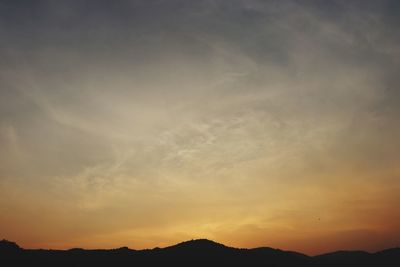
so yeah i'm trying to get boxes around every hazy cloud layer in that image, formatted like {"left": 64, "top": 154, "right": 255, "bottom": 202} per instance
{"left": 1, "top": 0, "right": 399, "bottom": 254}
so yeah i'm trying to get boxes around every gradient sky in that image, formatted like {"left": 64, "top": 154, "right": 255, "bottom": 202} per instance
{"left": 1, "top": 0, "right": 400, "bottom": 255}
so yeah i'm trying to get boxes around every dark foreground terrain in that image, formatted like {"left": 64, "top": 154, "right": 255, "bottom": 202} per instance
{"left": 1, "top": 239, "right": 399, "bottom": 266}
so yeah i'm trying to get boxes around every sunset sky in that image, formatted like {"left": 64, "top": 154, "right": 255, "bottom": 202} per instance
{"left": 1, "top": 0, "right": 400, "bottom": 255}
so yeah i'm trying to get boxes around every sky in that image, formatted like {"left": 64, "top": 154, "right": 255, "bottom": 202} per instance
{"left": 0, "top": 0, "right": 399, "bottom": 255}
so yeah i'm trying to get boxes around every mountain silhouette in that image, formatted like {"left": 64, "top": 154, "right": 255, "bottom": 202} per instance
{"left": 1, "top": 239, "right": 399, "bottom": 266}
{"left": 0, "top": 240, "right": 21, "bottom": 253}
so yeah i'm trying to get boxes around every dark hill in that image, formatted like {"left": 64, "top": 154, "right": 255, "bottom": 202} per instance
{"left": 166, "top": 239, "right": 228, "bottom": 250}
{"left": 0, "top": 239, "right": 399, "bottom": 267}
{"left": 0, "top": 240, "right": 21, "bottom": 253}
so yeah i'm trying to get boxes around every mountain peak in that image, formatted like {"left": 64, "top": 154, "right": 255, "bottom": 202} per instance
{"left": 0, "top": 239, "right": 22, "bottom": 252}
{"left": 167, "top": 239, "right": 229, "bottom": 250}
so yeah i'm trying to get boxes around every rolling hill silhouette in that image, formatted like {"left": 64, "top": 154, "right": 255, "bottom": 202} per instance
{"left": 1, "top": 238, "right": 399, "bottom": 266}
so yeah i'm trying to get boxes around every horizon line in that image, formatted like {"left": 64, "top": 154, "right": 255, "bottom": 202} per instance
{"left": 2, "top": 238, "right": 399, "bottom": 257}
